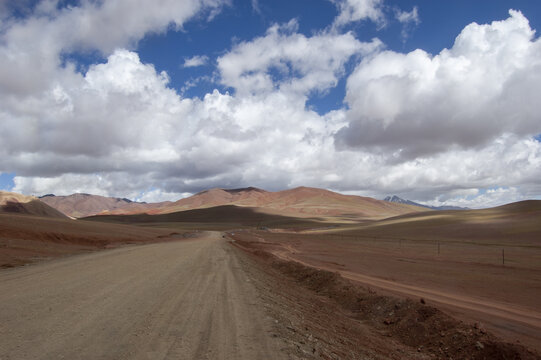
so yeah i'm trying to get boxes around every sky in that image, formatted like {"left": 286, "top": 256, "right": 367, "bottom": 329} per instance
{"left": 0, "top": 0, "right": 540, "bottom": 208}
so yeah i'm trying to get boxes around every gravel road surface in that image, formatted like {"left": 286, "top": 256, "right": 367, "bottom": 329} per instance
{"left": 0, "top": 232, "right": 285, "bottom": 359}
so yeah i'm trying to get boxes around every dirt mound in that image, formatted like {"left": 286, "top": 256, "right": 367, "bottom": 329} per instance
{"left": 235, "top": 239, "right": 539, "bottom": 359}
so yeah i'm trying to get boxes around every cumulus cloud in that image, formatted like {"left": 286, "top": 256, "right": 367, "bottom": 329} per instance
{"left": 0, "top": 0, "right": 227, "bottom": 98}
{"left": 4, "top": 15, "right": 355, "bottom": 198}
{"left": 372, "top": 135, "right": 541, "bottom": 205}
{"left": 0, "top": 0, "right": 228, "bottom": 198}
{"left": 6, "top": 33, "right": 351, "bottom": 198}
{"left": 331, "top": 0, "right": 385, "bottom": 27}
{"left": 217, "top": 19, "right": 382, "bottom": 96}
{"left": 55, "top": 0, "right": 226, "bottom": 54}
{"left": 336, "top": 10, "right": 541, "bottom": 160}
{"left": 1, "top": 49, "right": 191, "bottom": 168}
{"left": 183, "top": 55, "right": 209, "bottom": 67}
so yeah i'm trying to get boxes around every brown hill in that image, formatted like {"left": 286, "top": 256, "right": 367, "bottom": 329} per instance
{"left": 39, "top": 193, "right": 170, "bottom": 218}
{"left": 155, "top": 187, "right": 269, "bottom": 212}
{"left": 157, "top": 186, "right": 425, "bottom": 221}
{"left": 0, "top": 191, "right": 67, "bottom": 218}
{"left": 338, "top": 199, "right": 541, "bottom": 245}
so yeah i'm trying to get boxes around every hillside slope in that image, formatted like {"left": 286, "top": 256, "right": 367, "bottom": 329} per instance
{"left": 339, "top": 199, "right": 541, "bottom": 244}
{"left": 0, "top": 191, "right": 67, "bottom": 218}
{"left": 158, "top": 187, "right": 426, "bottom": 220}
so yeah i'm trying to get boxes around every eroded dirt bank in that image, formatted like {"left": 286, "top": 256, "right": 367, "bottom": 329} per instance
{"left": 231, "top": 234, "right": 541, "bottom": 359}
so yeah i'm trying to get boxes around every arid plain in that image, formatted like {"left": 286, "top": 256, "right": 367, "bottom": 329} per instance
{"left": 1, "top": 188, "right": 540, "bottom": 359}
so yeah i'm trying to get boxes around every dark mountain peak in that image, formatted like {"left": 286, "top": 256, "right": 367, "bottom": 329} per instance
{"left": 384, "top": 195, "right": 432, "bottom": 209}
{"left": 39, "top": 194, "right": 56, "bottom": 198}
{"left": 384, "top": 195, "right": 407, "bottom": 203}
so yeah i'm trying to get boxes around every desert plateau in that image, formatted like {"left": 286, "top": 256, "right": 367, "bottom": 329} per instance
{"left": 2, "top": 1, "right": 541, "bottom": 359}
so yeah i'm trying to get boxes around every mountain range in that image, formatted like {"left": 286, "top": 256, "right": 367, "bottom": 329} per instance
{"left": 39, "top": 193, "right": 170, "bottom": 218}
{"left": 155, "top": 187, "right": 424, "bottom": 220}
{"left": 12, "top": 187, "right": 428, "bottom": 220}
{"left": 384, "top": 195, "right": 469, "bottom": 211}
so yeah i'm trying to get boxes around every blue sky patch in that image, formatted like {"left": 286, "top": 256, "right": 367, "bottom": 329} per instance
{"left": 0, "top": 173, "right": 15, "bottom": 192}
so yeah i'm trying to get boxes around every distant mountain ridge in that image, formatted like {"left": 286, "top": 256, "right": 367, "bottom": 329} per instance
{"left": 37, "top": 187, "right": 428, "bottom": 220}
{"left": 155, "top": 186, "right": 427, "bottom": 220}
{"left": 38, "top": 193, "right": 170, "bottom": 218}
{"left": 384, "top": 195, "right": 469, "bottom": 211}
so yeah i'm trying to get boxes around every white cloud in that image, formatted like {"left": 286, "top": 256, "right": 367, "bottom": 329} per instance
{"left": 1, "top": 49, "right": 191, "bottom": 165}
{"left": 394, "top": 6, "right": 420, "bottom": 41}
{"left": 0, "top": 0, "right": 228, "bottom": 98}
{"left": 13, "top": 174, "right": 113, "bottom": 197}
{"left": 395, "top": 6, "right": 419, "bottom": 25}
{"left": 183, "top": 55, "right": 209, "bottom": 68}
{"left": 217, "top": 19, "right": 382, "bottom": 96}
{"left": 331, "top": 0, "right": 385, "bottom": 27}
{"left": 0, "top": 0, "right": 226, "bottom": 196}
{"left": 57, "top": 0, "right": 227, "bottom": 54}
{"left": 425, "top": 187, "right": 525, "bottom": 209}
{"left": 337, "top": 10, "right": 541, "bottom": 159}
{"left": 366, "top": 135, "right": 541, "bottom": 203}
{"left": 135, "top": 189, "right": 190, "bottom": 203}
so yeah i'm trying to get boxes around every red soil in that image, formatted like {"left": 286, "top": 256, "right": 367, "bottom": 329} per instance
{"left": 230, "top": 229, "right": 541, "bottom": 356}
{"left": 0, "top": 213, "right": 191, "bottom": 268}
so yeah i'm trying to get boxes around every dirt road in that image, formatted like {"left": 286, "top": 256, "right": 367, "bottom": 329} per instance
{"left": 0, "top": 232, "right": 285, "bottom": 360}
